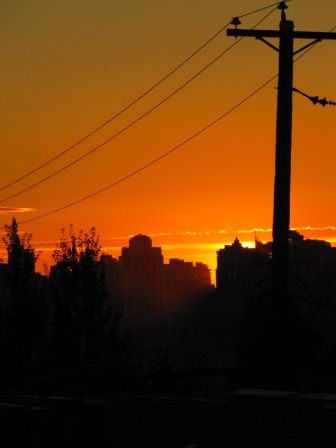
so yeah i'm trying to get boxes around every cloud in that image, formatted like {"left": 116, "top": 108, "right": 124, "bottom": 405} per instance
{"left": 237, "top": 226, "right": 336, "bottom": 234}
{"left": 0, "top": 207, "right": 35, "bottom": 215}
{"left": 292, "top": 226, "right": 336, "bottom": 232}
{"left": 237, "top": 228, "right": 272, "bottom": 234}
{"left": 102, "top": 230, "right": 228, "bottom": 241}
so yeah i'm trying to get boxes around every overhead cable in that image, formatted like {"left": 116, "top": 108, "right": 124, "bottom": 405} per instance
{"left": 11, "top": 22, "right": 335, "bottom": 229}
{"left": 0, "top": 7, "right": 277, "bottom": 205}
{"left": 6, "top": 75, "right": 278, "bottom": 229}
{"left": 0, "top": 0, "right": 291, "bottom": 193}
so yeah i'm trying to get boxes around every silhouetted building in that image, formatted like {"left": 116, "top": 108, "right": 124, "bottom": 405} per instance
{"left": 289, "top": 230, "right": 333, "bottom": 263}
{"left": 119, "top": 235, "right": 165, "bottom": 331}
{"left": 194, "top": 262, "right": 212, "bottom": 289}
{"left": 117, "top": 235, "right": 212, "bottom": 336}
{"left": 216, "top": 237, "right": 269, "bottom": 298}
{"left": 255, "top": 235, "right": 272, "bottom": 258}
{"left": 99, "top": 254, "right": 122, "bottom": 307}
{"left": 164, "top": 259, "right": 194, "bottom": 312}
{"left": 286, "top": 231, "right": 336, "bottom": 303}
{"left": 247, "top": 231, "right": 336, "bottom": 304}
{"left": 164, "top": 259, "right": 211, "bottom": 312}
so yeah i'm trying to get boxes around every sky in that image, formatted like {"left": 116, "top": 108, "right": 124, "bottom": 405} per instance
{"left": 1, "top": 0, "right": 336, "bottom": 280}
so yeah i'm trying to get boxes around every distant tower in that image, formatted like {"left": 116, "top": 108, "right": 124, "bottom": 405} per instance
{"left": 119, "top": 235, "right": 164, "bottom": 328}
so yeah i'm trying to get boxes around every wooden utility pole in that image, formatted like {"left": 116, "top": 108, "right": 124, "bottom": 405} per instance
{"left": 227, "top": 2, "right": 336, "bottom": 304}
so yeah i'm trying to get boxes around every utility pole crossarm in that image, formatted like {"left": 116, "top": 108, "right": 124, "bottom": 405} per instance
{"left": 227, "top": 29, "right": 336, "bottom": 40}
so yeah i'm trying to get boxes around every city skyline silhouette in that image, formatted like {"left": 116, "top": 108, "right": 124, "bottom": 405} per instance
{"left": 1, "top": 0, "right": 335, "bottom": 258}
{"left": 1, "top": 1, "right": 336, "bottom": 445}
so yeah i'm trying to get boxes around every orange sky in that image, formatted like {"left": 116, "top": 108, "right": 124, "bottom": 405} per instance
{"left": 1, "top": 0, "right": 336, "bottom": 281}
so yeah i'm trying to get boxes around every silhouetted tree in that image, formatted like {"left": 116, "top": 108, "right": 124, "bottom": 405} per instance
{"left": 2, "top": 218, "right": 47, "bottom": 380}
{"left": 50, "top": 226, "right": 120, "bottom": 371}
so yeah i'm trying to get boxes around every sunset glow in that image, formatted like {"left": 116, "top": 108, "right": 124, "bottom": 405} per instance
{"left": 1, "top": 0, "right": 336, "bottom": 279}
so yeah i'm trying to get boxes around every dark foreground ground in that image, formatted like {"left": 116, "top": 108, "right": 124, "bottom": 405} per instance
{"left": 1, "top": 389, "right": 336, "bottom": 447}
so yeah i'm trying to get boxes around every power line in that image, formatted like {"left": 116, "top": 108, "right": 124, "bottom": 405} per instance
{"left": 9, "top": 21, "right": 334, "bottom": 234}
{"left": 9, "top": 22, "right": 334, "bottom": 229}
{"left": 7, "top": 75, "right": 278, "bottom": 229}
{"left": 0, "top": 8, "right": 277, "bottom": 205}
{"left": 294, "top": 25, "right": 336, "bottom": 61}
{"left": 0, "top": 0, "right": 291, "bottom": 194}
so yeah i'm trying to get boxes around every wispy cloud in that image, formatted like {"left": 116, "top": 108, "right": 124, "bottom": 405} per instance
{"left": 161, "top": 243, "right": 224, "bottom": 250}
{"left": 101, "top": 230, "right": 228, "bottom": 241}
{"left": 237, "top": 228, "right": 272, "bottom": 234}
{"left": 292, "top": 226, "right": 336, "bottom": 232}
{"left": 151, "top": 230, "right": 227, "bottom": 237}
{"left": 237, "top": 226, "right": 336, "bottom": 234}
{"left": 0, "top": 207, "right": 35, "bottom": 215}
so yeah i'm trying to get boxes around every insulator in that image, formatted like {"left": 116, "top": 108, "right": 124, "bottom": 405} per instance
{"left": 231, "top": 17, "right": 242, "bottom": 28}
{"left": 278, "top": 1, "right": 288, "bottom": 11}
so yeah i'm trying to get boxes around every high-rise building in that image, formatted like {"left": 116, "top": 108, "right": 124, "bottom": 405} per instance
{"left": 118, "top": 235, "right": 212, "bottom": 335}
{"left": 216, "top": 237, "right": 269, "bottom": 297}
{"left": 164, "top": 259, "right": 211, "bottom": 311}
{"left": 194, "top": 262, "right": 212, "bottom": 289}
{"left": 119, "top": 234, "right": 164, "bottom": 327}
